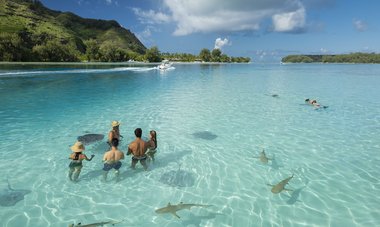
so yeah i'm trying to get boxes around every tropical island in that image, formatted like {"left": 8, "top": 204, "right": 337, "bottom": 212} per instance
{"left": 0, "top": 0, "right": 250, "bottom": 63}
{"left": 282, "top": 53, "right": 380, "bottom": 64}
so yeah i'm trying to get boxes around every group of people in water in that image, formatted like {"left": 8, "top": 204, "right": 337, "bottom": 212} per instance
{"left": 68, "top": 120, "right": 157, "bottom": 182}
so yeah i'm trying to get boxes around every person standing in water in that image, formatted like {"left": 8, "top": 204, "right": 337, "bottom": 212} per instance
{"left": 102, "top": 138, "right": 124, "bottom": 182}
{"left": 108, "top": 120, "right": 123, "bottom": 149}
{"left": 146, "top": 130, "right": 157, "bottom": 163}
{"left": 127, "top": 128, "right": 149, "bottom": 171}
{"left": 68, "top": 142, "right": 95, "bottom": 181}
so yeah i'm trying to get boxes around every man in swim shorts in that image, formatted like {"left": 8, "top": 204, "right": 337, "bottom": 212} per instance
{"left": 102, "top": 138, "right": 124, "bottom": 181}
{"left": 127, "top": 128, "right": 149, "bottom": 171}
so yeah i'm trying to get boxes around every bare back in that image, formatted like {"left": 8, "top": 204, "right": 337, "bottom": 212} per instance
{"left": 102, "top": 148, "right": 124, "bottom": 164}
{"left": 127, "top": 138, "right": 149, "bottom": 157}
{"left": 108, "top": 129, "right": 120, "bottom": 141}
{"left": 69, "top": 153, "right": 90, "bottom": 162}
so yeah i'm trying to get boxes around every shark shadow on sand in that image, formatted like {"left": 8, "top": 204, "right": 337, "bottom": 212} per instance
{"left": 159, "top": 160, "right": 195, "bottom": 187}
{"left": 283, "top": 176, "right": 309, "bottom": 205}
{"left": 191, "top": 131, "right": 217, "bottom": 140}
{"left": 181, "top": 212, "right": 225, "bottom": 227}
{"left": 268, "top": 154, "right": 283, "bottom": 170}
{"left": 0, "top": 177, "right": 31, "bottom": 206}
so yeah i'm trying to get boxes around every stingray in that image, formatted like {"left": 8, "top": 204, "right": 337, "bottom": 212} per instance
{"left": 0, "top": 178, "right": 31, "bottom": 206}
{"left": 77, "top": 134, "right": 105, "bottom": 145}
{"left": 159, "top": 161, "right": 194, "bottom": 187}
{"left": 191, "top": 131, "right": 217, "bottom": 140}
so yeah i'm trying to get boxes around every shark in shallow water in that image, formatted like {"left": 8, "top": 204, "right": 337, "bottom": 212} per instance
{"left": 0, "top": 177, "right": 31, "bottom": 207}
{"left": 252, "top": 145, "right": 274, "bottom": 164}
{"left": 68, "top": 220, "right": 123, "bottom": 227}
{"left": 267, "top": 170, "right": 294, "bottom": 194}
{"left": 77, "top": 134, "right": 105, "bottom": 145}
{"left": 155, "top": 202, "right": 213, "bottom": 218}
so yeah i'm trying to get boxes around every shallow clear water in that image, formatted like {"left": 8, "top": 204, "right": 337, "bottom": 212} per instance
{"left": 0, "top": 62, "right": 379, "bottom": 227}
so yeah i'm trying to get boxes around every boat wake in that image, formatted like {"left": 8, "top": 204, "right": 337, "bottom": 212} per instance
{"left": 0, "top": 67, "right": 157, "bottom": 78}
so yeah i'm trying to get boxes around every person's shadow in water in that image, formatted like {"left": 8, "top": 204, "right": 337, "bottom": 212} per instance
{"left": 181, "top": 212, "right": 224, "bottom": 227}
{"left": 146, "top": 149, "right": 193, "bottom": 172}
{"left": 80, "top": 144, "right": 192, "bottom": 182}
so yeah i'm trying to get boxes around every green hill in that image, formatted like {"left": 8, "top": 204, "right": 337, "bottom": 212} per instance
{"left": 0, "top": 0, "right": 146, "bottom": 59}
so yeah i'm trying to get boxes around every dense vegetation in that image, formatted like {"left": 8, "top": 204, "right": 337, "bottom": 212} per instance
{"left": 0, "top": 0, "right": 146, "bottom": 62}
{"left": 1, "top": 0, "right": 251, "bottom": 63}
{"left": 162, "top": 48, "right": 251, "bottom": 63}
{"left": 282, "top": 53, "right": 380, "bottom": 63}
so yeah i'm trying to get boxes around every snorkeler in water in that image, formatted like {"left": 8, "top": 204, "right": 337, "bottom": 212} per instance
{"left": 312, "top": 99, "right": 328, "bottom": 109}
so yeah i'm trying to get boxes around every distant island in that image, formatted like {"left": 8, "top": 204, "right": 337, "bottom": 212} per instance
{"left": 0, "top": 0, "right": 251, "bottom": 63}
{"left": 282, "top": 53, "right": 380, "bottom": 64}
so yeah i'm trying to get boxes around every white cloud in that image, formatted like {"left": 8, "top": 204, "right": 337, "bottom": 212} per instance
{"left": 163, "top": 0, "right": 307, "bottom": 36}
{"left": 309, "top": 48, "right": 332, "bottom": 54}
{"left": 352, "top": 17, "right": 370, "bottom": 31}
{"left": 76, "top": 0, "right": 83, "bottom": 5}
{"left": 105, "top": 0, "right": 112, "bottom": 4}
{"left": 271, "top": 6, "right": 306, "bottom": 32}
{"left": 135, "top": 28, "right": 154, "bottom": 43}
{"left": 315, "top": 22, "right": 326, "bottom": 34}
{"left": 115, "top": 1, "right": 118, "bottom": 7}
{"left": 132, "top": 7, "right": 171, "bottom": 24}
{"left": 254, "top": 49, "right": 279, "bottom": 59}
{"left": 135, "top": 26, "right": 163, "bottom": 44}
{"left": 214, "top": 38, "right": 231, "bottom": 50}
{"left": 362, "top": 46, "right": 370, "bottom": 50}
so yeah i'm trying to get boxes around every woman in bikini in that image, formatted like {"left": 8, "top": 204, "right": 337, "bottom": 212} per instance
{"left": 146, "top": 130, "right": 157, "bottom": 163}
{"left": 68, "top": 142, "right": 95, "bottom": 181}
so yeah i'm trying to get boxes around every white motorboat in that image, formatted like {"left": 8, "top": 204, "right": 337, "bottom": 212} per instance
{"left": 158, "top": 60, "right": 172, "bottom": 69}
{"left": 128, "top": 59, "right": 134, "bottom": 62}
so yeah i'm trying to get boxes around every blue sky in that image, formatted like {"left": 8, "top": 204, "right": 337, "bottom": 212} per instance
{"left": 40, "top": 0, "right": 380, "bottom": 62}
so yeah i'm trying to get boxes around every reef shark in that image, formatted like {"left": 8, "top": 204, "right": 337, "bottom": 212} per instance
{"left": 68, "top": 220, "right": 123, "bottom": 227}
{"left": 155, "top": 202, "right": 213, "bottom": 218}
{"left": 253, "top": 146, "right": 274, "bottom": 164}
{"left": 267, "top": 170, "right": 294, "bottom": 194}
{"left": 0, "top": 177, "right": 31, "bottom": 206}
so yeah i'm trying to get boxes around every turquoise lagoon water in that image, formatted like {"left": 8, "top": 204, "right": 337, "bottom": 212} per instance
{"left": 0, "top": 62, "right": 379, "bottom": 227}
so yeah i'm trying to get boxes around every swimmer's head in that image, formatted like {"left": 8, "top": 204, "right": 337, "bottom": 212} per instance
{"left": 134, "top": 128, "right": 142, "bottom": 138}
{"left": 312, "top": 99, "right": 317, "bottom": 103}
{"left": 305, "top": 99, "right": 310, "bottom": 102}
{"left": 111, "top": 138, "right": 119, "bottom": 147}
